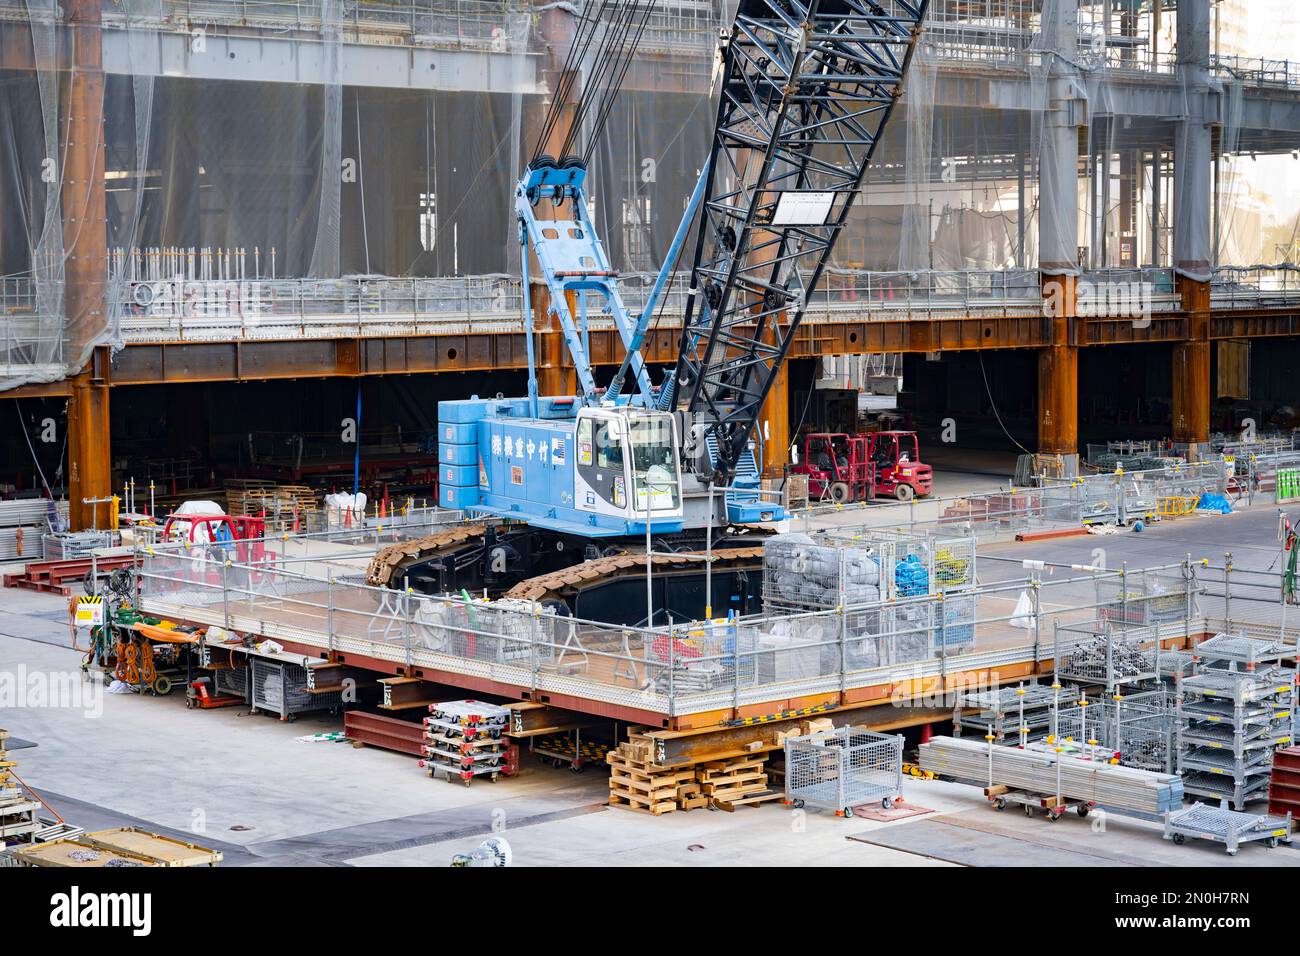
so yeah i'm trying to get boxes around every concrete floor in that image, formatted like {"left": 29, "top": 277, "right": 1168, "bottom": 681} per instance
{"left": 2, "top": 464, "right": 1298, "bottom": 867}
{"left": 5, "top": 630, "right": 1294, "bottom": 867}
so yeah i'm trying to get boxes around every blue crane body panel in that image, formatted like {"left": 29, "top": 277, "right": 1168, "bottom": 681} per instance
{"left": 438, "top": 397, "right": 685, "bottom": 538}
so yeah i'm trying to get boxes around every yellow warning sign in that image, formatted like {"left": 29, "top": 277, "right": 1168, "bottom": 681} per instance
{"left": 75, "top": 595, "right": 105, "bottom": 628}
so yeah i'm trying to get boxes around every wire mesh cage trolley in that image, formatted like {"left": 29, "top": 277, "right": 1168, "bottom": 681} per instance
{"left": 783, "top": 726, "right": 903, "bottom": 817}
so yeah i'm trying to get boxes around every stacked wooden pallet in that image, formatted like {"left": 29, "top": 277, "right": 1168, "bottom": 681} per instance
{"left": 606, "top": 734, "right": 697, "bottom": 815}
{"left": 224, "top": 479, "right": 275, "bottom": 516}
{"left": 606, "top": 732, "right": 779, "bottom": 815}
{"left": 696, "top": 755, "right": 780, "bottom": 811}
{"left": 226, "top": 481, "right": 320, "bottom": 528}
{"left": 0, "top": 729, "right": 40, "bottom": 848}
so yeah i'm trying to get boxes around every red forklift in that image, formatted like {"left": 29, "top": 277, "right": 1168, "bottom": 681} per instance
{"left": 795, "top": 433, "right": 874, "bottom": 504}
{"left": 795, "top": 430, "right": 932, "bottom": 504}
{"left": 866, "top": 431, "right": 932, "bottom": 501}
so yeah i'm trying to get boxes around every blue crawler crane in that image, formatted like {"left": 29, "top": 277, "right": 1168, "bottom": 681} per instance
{"left": 377, "top": 0, "right": 930, "bottom": 624}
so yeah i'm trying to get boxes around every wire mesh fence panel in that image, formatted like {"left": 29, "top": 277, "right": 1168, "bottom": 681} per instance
{"left": 1096, "top": 568, "right": 1195, "bottom": 628}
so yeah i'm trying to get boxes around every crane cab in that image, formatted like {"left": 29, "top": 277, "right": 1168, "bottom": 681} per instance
{"left": 574, "top": 406, "right": 683, "bottom": 531}
{"left": 437, "top": 397, "right": 684, "bottom": 538}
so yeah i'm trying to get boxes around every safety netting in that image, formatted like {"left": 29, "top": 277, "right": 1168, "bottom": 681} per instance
{"left": 1, "top": 0, "right": 1298, "bottom": 391}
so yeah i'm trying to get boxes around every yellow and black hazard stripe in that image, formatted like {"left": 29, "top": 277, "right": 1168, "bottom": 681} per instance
{"left": 722, "top": 701, "right": 835, "bottom": 728}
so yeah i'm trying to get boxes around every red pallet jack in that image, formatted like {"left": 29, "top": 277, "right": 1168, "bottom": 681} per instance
{"left": 186, "top": 676, "right": 244, "bottom": 710}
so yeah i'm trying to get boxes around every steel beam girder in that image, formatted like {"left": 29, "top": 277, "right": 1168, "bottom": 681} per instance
{"left": 673, "top": 0, "right": 928, "bottom": 483}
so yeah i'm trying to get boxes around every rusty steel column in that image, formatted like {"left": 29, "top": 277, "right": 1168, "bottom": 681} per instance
{"left": 68, "top": 349, "right": 111, "bottom": 530}
{"left": 1171, "top": 0, "right": 1212, "bottom": 449}
{"left": 64, "top": 0, "right": 112, "bottom": 530}
{"left": 1172, "top": 278, "right": 1211, "bottom": 445}
{"left": 1038, "top": 275, "right": 1078, "bottom": 456}
{"left": 525, "top": 2, "right": 580, "bottom": 399}
{"left": 758, "top": 343, "right": 790, "bottom": 478}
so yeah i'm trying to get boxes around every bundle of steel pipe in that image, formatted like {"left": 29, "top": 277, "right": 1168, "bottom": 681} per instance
{"left": 918, "top": 736, "right": 1184, "bottom": 816}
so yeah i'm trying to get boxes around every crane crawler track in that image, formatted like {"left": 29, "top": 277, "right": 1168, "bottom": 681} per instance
{"left": 504, "top": 547, "right": 765, "bottom": 605}
{"left": 366, "top": 524, "right": 488, "bottom": 588}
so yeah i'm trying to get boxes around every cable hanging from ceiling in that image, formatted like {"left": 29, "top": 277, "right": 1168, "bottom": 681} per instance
{"left": 531, "top": 0, "right": 660, "bottom": 168}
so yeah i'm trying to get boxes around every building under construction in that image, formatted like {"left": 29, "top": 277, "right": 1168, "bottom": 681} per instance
{"left": 3, "top": 0, "right": 1300, "bottom": 882}
{"left": 1, "top": 0, "right": 1298, "bottom": 520}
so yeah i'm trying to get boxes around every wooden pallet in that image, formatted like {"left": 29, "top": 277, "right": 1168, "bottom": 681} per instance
{"left": 605, "top": 743, "right": 697, "bottom": 815}
{"left": 605, "top": 745, "right": 777, "bottom": 817}
{"left": 712, "top": 789, "right": 784, "bottom": 812}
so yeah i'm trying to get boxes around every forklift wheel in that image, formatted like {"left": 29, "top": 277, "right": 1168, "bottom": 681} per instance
{"left": 830, "top": 482, "right": 851, "bottom": 505}
{"left": 894, "top": 483, "right": 915, "bottom": 502}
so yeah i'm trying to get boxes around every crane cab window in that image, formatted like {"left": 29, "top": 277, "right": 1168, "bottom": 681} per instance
{"left": 630, "top": 417, "right": 680, "bottom": 511}
{"left": 577, "top": 415, "right": 626, "bottom": 509}
{"left": 596, "top": 420, "right": 623, "bottom": 469}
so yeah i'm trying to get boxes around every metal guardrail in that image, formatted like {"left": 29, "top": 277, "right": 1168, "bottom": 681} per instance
{"left": 110, "top": 267, "right": 1224, "bottom": 343}
{"left": 1210, "top": 267, "right": 1300, "bottom": 309}
{"left": 108, "top": 264, "right": 1300, "bottom": 345}
{"left": 792, "top": 461, "right": 1231, "bottom": 545}
{"left": 134, "top": 523, "right": 1214, "bottom": 719}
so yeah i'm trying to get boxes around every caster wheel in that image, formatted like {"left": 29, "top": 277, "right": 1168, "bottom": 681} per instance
{"left": 1171, "top": 833, "right": 1185, "bottom": 845}
{"left": 185, "top": 699, "right": 194, "bottom": 709}
{"left": 1024, "top": 805, "right": 1034, "bottom": 817}
{"left": 1227, "top": 849, "right": 1238, "bottom": 856}
{"left": 1077, "top": 805, "right": 1090, "bottom": 818}
{"left": 570, "top": 763, "right": 584, "bottom": 773}
{"left": 490, "top": 774, "right": 500, "bottom": 783}
{"left": 843, "top": 807, "right": 855, "bottom": 819}
{"left": 881, "top": 797, "right": 892, "bottom": 810}
{"left": 463, "top": 779, "right": 473, "bottom": 788}
{"left": 993, "top": 799, "right": 1006, "bottom": 812}
{"left": 792, "top": 799, "right": 805, "bottom": 810}
{"left": 1268, "top": 838, "right": 1279, "bottom": 849}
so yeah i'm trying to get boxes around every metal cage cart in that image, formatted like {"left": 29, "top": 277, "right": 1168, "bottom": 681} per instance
{"left": 1163, "top": 802, "right": 1294, "bottom": 856}
{"left": 1054, "top": 620, "right": 1162, "bottom": 694}
{"left": 1176, "top": 634, "right": 1296, "bottom": 810}
{"left": 249, "top": 654, "right": 343, "bottom": 721}
{"left": 953, "top": 682, "right": 1080, "bottom": 744}
{"left": 1096, "top": 567, "right": 1193, "bottom": 628}
{"left": 783, "top": 726, "right": 903, "bottom": 818}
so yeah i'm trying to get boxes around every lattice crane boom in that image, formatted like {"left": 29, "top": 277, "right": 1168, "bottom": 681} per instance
{"left": 671, "top": 0, "right": 928, "bottom": 483}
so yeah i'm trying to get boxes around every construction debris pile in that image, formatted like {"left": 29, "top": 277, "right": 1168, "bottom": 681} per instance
{"left": 919, "top": 735, "right": 1185, "bottom": 816}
